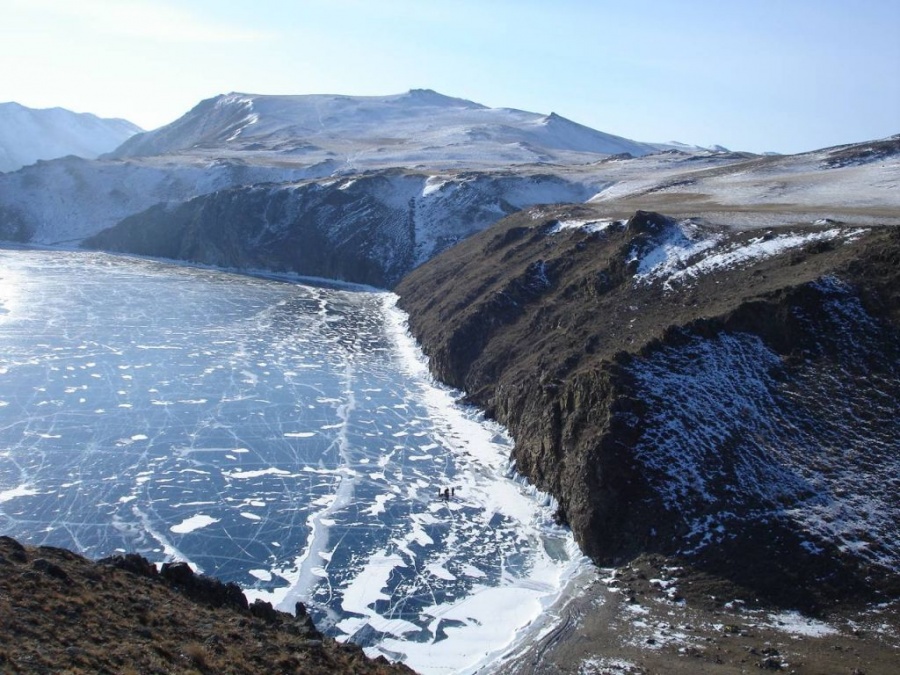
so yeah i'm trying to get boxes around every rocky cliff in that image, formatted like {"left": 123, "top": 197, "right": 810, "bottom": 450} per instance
{"left": 396, "top": 208, "right": 900, "bottom": 610}
{"left": 81, "top": 170, "right": 595, "bottom": 287}
{"left": 0, "top": 536, "right": 414, "bottom": 674}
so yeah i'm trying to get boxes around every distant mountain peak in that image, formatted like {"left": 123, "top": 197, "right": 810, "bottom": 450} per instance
{"left": 399, "top": 89, "right": 485, "bottom": 109}
{"left": 0, "top": 102, "right": 141, "bottom": 173}
{"left": 109, "top": 90, "right": 660, "bottom": 163}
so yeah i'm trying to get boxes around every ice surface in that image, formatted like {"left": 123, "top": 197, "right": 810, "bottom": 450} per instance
{"left": 0, "top": 247, "right": 584, "bottom": 674}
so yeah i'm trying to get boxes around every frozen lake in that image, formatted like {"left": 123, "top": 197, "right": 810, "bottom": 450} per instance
{"left": 0, "top": 248, "right": 584, "bottom": 673}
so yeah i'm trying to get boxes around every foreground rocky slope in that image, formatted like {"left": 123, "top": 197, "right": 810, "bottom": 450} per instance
{"left": 396, "top": 208, "right": 900, "bottom": 611}
{"left": 0, "top": 536, "right": 413, "bottom": 674}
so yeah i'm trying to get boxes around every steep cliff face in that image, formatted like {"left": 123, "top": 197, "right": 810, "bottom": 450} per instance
{"left": 396, "top": 209, "right": 900, "bottom": 609}
{"left": 82, "top": 170, "right": 595, "bottom": 287}
{"left": 0, "top": 155, "right": 318, "bottom": 245}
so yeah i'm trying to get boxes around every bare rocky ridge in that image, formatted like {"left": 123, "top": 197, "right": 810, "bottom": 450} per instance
{"left": 395, "top": 209, "right": 900, "bottom": 614}
{"left": 0, "top": 536, "right": 414, "bottom": 674}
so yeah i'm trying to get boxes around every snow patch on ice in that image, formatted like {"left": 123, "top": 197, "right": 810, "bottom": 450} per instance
{"left": 170, "top": 514, "right": 219, "bottom": 534}
{"left": 0, "top": 484, "right": 38, "bottom": 503}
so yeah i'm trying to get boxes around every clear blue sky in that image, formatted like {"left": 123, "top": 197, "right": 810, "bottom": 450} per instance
{"left": 2, "top": 0, "right": 898, "bottom": 154}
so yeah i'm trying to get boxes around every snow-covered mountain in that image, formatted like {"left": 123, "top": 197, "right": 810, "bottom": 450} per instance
{"left": 0, "top": 102, "right": 141, "bottom": 173}
{"left": 110, "top": 89, "right": 660, "bottom": 167}
{"left": 0, "top": 90, "right": 895, "bottom": 290}
{"left": 0, "top": 89, "right": 671, "bottom": 248}
{"left": 1, "top": 87, "right": 898, "bottom": 667}
{"left": 588, "top": 134, "right": 900, "bottom": 228}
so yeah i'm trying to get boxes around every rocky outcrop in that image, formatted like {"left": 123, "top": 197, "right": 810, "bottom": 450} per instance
{"left": 396, "top": 208, "right": 900, "bottom": 610}
{"left": 101, "top": 555, "right": 324, "bottom": 637}
{"left": 0, "top": 536, "right": 413, "bottom": 674}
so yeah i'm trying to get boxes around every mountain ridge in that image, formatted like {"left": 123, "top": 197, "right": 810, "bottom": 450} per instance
{"left": 108, "top": 89, "right": 662, "bottom": 162}
{"left": 0, "top": 102, "right": 141, "bottom": 173}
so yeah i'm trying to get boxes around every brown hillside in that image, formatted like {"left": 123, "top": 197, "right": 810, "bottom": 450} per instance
{"left": 0, "top": 536, "right": 415, "bottom": 675}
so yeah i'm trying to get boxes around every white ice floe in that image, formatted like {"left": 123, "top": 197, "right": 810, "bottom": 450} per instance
{"left": 169, "top": 514, "right": 219, "bottom": 534}
{"left": 0, "top": 484, "right": 38, "bottom": 503}
{"left": 222, "top": 467, "right": 293, "bottom": 479}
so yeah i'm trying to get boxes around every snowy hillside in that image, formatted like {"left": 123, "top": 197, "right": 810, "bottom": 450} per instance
{"left": 587, "top": 135, "right": 900, "bottom": 227}
{"left": 110, "top": 89, "right": 660, "bottom": 167}
{"left": 0, "top": 102, "right": 141, "bottom": 173}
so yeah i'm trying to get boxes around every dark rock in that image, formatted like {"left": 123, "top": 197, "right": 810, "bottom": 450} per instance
{"left": 31, "top": 558, "right": 70, "bottom": 582}
{"left": 160, "top": 561, "right": 195, "bottom": 585}
{"left": 249, "top": 599, "right": 279, "bottom": 623}
{"left": 80, "top": 171, "right": 589, "bottom": 289}
{"left": 396, "top": 207, "right": 900, "bottom": 610}
{"left": 624, "top": 209, "right": 674, "bottom": 236}
{"left": 0, "top": 536, "right": 28, "bottom": 563}
{"left": 757, "top": 655, "right": 785, "bottom": 670}
{"left": 160, "top": 561, "right": 249, "bottom": 612}
{"left": 100, "top": 553, "right": 158, "bottom": 578}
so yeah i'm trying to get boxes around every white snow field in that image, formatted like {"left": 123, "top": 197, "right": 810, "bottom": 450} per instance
{"left": 111, "top": 90, "right": 663, "bottom": 167}
{"left": 0, "top": 248, "right": 587, "bottom": 674}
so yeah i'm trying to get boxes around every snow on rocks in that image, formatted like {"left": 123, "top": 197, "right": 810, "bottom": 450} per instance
{"left": 546, "top": 218, "right": 621, "bottom": 235}
{"left": 628, "top": 216, "right": 868, "bottom": 291}
{"left": 626, "top": 278, "right": 900, "bottom": 571}
{"left": 764, "top": 611, "right": 838, "bottom": 638}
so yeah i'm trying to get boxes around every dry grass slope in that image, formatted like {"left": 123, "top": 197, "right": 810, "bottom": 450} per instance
{"left": 0, "top": 536, "right": 416, "bottom": 675}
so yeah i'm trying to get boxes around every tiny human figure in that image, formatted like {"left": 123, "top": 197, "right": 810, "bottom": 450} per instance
{"left": 451, "top": 487, "right": 455, "bottom": 497}
{"left": 444, "top": 488, "right": 450, "bottom": 501}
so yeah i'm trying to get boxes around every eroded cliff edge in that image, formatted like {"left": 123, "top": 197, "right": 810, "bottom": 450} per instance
{"left": 395, "top": 208, "right": 900, "bottom": 611}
